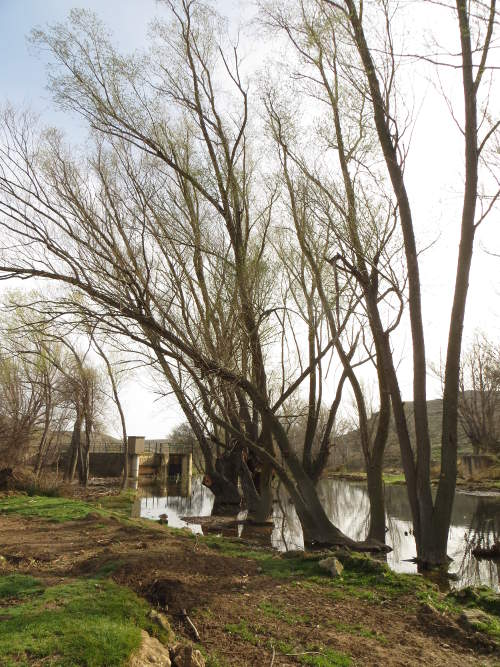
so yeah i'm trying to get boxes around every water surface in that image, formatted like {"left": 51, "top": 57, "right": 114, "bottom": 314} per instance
{"left": 135, "top": 477, "right": 500, "bottom": 590}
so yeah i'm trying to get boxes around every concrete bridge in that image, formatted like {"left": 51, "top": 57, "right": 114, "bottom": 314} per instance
{"left": 89, "top": 436, "right": 193, "bottom": 496}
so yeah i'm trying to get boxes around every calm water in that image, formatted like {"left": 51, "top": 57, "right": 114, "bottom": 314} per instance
{"left": 135, "top": 477, "right": 500, "bottom": 591}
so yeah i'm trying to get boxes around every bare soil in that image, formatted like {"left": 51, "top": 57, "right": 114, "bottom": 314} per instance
{"left": 0, "top": 508, "right": 499, "bottom": 666}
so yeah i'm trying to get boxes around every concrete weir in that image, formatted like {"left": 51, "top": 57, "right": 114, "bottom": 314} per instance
{"left": 89, "top": 436, "right": 192, "bottom": 496}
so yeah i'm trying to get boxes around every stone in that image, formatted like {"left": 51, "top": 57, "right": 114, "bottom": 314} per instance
{"left": 171, "top": 643, "right": 205, "bottom": 667}
{"left": 149, "top": 609, "right": 175, "bottom": 641}
{"left": 318, "top": 556, "right": 344, "bottom": 577}
{"left": 129, "top": 630, "right": 171, "bottom": 666}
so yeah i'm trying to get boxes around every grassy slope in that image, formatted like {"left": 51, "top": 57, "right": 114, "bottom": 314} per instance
{"left": 0, "top": 575, "right": 170, "bottom": 667}
{"left": 0, "top": 491, "right": 164, "bottom": 667}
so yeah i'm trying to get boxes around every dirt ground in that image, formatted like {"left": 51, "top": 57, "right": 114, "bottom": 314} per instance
{"left": 0, "top": 507, "right": 498, "bottom": 667}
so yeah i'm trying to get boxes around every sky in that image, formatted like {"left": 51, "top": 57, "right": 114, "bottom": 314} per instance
{"left": 0, "top": 0, "right": 499, "bottom": 438}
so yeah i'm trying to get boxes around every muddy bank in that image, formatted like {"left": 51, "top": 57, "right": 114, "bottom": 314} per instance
{"left": 0, "top": 492, "right": 499, "bottom": 666}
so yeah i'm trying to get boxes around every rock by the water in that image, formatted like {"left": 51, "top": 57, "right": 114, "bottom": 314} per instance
{"left": 318, "top": 556, "right": 344, "bottom": 577}
{"left": 129, "top": 630, "right": 171, "bottom": 666}
{"left": 171, "top": 643, "right": 205, "bottom": 667}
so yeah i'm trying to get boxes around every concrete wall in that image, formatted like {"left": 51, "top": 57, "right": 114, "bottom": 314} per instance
{"left": 89, "top": 452, "right": 124, "bottom": 477}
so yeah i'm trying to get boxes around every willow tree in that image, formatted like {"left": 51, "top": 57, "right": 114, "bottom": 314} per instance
{"left": 0, "top": 2, "right": 386, "bottom": 549}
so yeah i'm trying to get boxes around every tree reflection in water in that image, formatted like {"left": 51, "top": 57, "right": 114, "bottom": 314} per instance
{"left": 456, "top": 496, "right": 500, "bottom": 589}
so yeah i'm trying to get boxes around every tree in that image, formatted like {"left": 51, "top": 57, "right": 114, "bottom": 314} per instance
{"left": 260, "top": 2, "right": 404, "bottom": 542}
{"left": 0, "top": 2, "right": 389, "bottom": 550}
{"left": 310, "top": 0, "right": 499, "bottom": 565}
{"left": 459, "top": 333, "right": 500, "bottom": 455}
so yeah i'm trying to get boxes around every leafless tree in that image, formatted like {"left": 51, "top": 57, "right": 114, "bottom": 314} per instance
{"left": 459, "top": 333, "right": 500, "bottom": 454}
{"left": 0, "top": 1, "right": 398, "bottom": 549}
{"left": 296, "top": 0, "right": 500, "bottom": 566}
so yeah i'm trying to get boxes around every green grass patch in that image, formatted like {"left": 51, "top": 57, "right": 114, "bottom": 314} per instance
{"left": 204, "top": 536, "right": 433, "bottom": 603}
{"left": 327, "top": 620, "right": 388, "bottom": 645}
{"left": 296, "top": 647, "right": 352, "bottom": 666}
{"left": 225, "top": 620, "right": 352, "bottom": 666}
{"left": 0, "top": 495, "right": 96, "bottom": 522}
{"left": 0, "top": 575, "right": 170, "bottom": 666}
{"left": 225, "top": 620, "right": 261, "bottom": 646}
{"left": 92, "top": 490, "right": 136, "bottom": 518}
{"left": 0, "top": 492, "right": 137, "bottom": 524}
{"left": 382, "top": 473, "right": 406, "bottom": 485}
{"left": 258, "top": 600, "right": 309, "bottom": 624}
{"left": 448, "top": 586, "right": 500, "bottom": 617}
{"left": 0, "top": 574, "right": 45, "bottom": 601}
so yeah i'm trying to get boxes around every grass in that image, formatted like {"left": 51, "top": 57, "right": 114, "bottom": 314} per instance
{"left": 207, "top": 537, "right": 500, "bottom": 645}
{"left": 382, "top": 473, "right": 406, "bottom": 485}
{"left": 92, "top": 490, "right": 136, "bottom": 517}
{"left": 0, "top": 490, "right": 136, "bottom": 524}
{"left": 0, "top": 574, "right": 170, "bottom": 667}
{"left": 0, "top": 574, "right": 45, "bottom": 600}
{"left": 258, "top": 600, "right": 309, "bottom": 624}
{"left": 225, "top": 621, "right": 352, "bottom": 666}
{"left": 327, "top": 620, "right": 388, "bottom": 645}
{"left": 0, "top": 495, "right": 97, "bottom": 522}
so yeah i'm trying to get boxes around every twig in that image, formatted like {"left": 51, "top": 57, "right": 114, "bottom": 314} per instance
{"left": 180, "top": 608, "right": 201, "bottom": 642}
{"left": 270, "top": 645, "right": 275, "bottom": 666}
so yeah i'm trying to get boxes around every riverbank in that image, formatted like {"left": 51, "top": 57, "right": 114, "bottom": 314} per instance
{"left": 325, "top": 470, "right": 500, "bottom": 494}
{"left": 0, "top": 490, "right": 499, "bottom": 666}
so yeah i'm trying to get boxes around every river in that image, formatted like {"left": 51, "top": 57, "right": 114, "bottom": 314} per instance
{"left": 134, "top": 477, "right": 500, "bottom": 591}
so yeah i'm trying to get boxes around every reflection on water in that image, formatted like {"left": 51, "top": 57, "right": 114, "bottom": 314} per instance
{"left": 133, "top": 478, "right": 214, "bottom": 533}
{"left": 137, "top": 476, "right": 500, "bottom": 591}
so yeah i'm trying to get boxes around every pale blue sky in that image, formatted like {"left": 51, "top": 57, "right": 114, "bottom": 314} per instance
{"left": 1, "top": 1, "right": 157, "bottom": 105}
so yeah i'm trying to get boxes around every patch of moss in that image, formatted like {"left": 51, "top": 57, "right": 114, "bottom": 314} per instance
{"left": 0, "top": 577, "right": 169, "bottom": 666}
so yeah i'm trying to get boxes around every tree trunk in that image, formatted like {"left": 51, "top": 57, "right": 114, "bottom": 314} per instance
{"left": 366, "top": 462, "right": 386, "bottom": 543}
{"left": 65, "top": 413, "right": 81, "bottom": 482}
{"left": 207, "top": 449, "right": 242, "bottom": 516}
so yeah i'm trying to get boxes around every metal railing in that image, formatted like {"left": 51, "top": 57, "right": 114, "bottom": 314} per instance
{"left": 89, "top": 440, "right": 193, "bottom": 455}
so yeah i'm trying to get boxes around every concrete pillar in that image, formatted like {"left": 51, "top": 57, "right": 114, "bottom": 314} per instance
{"left": 180, "top": 452, "right": 192, "bottom": 496}
{"left": 128, "top": 436, "right": 145, "bottom": 455}
{"left": 158, "top": 453, "right": 169, "bottom": 486}
{"left": 128, "top": 436, "right": 145, "bottom": 483}
{"left": 130, "top": 454, "right": 140, "bottom": 480}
